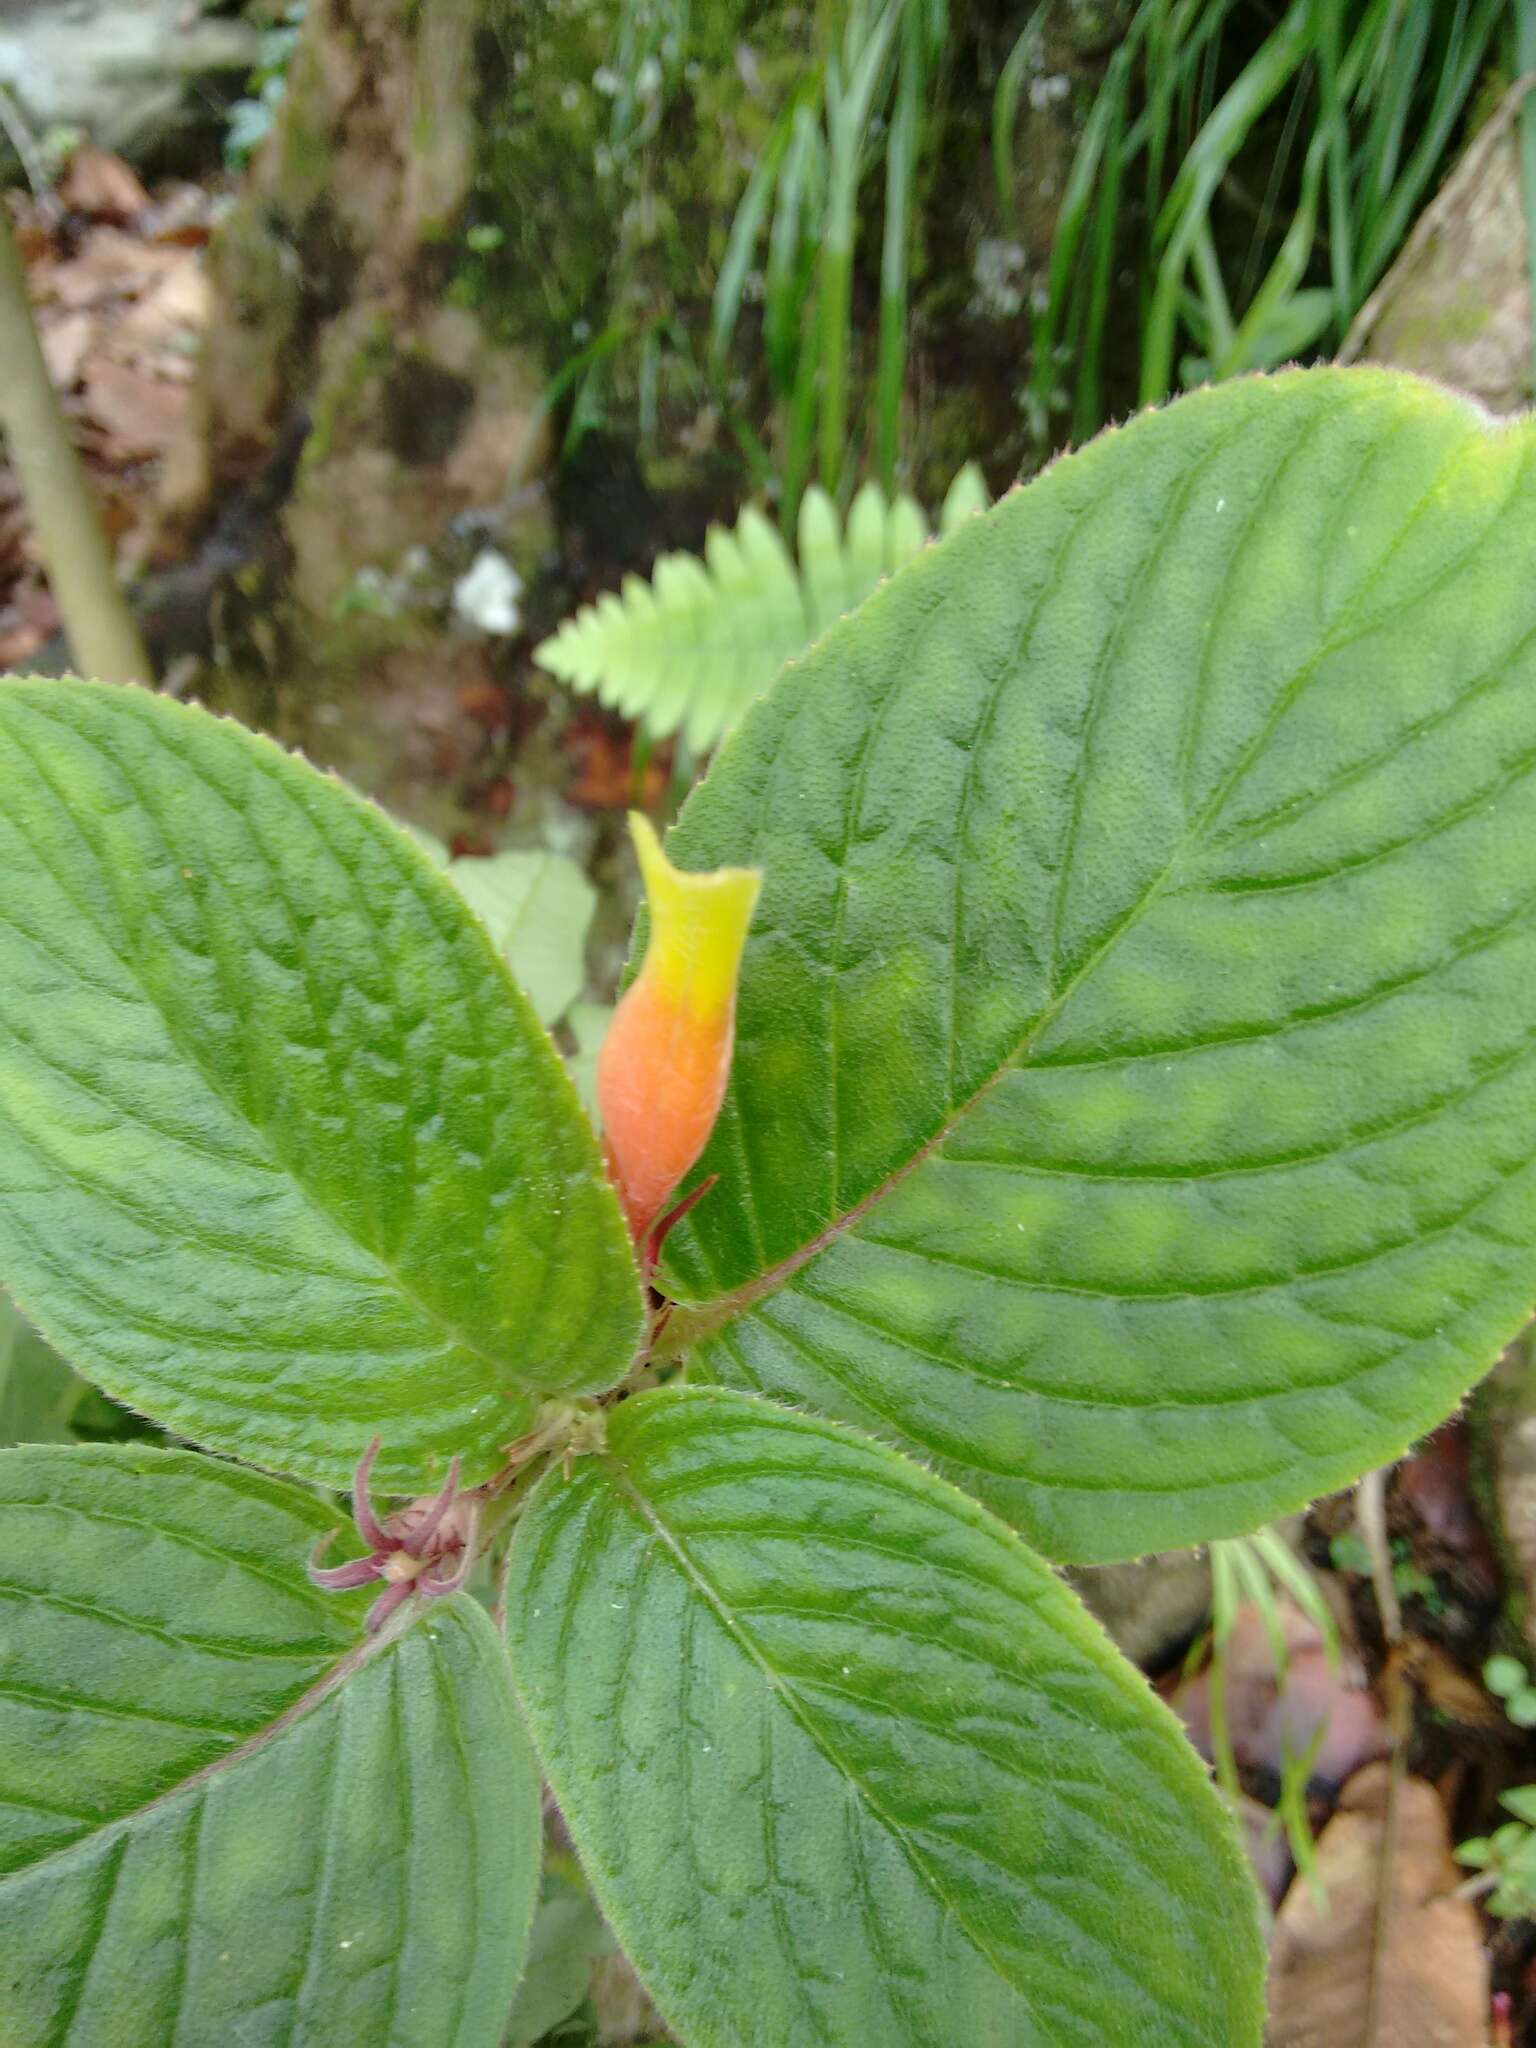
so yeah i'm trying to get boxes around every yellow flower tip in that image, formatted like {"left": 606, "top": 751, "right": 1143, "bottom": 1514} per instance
{"left": 627, "top": 812, "right": 761, "bottom": 1019}
{"left": 597, "top": 814, "right": 762, "bottom": 1248}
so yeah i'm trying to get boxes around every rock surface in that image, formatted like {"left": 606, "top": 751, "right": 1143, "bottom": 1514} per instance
{"left": 1344, "top": 87, "right": 1532, "bottom": 416}
{"left": 0, "top": 2, "right": 259, "bottom": 165}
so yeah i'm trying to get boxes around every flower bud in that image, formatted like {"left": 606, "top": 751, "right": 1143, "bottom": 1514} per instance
{"left": 598, "top": 813, "right": 761, "bottom": 1247}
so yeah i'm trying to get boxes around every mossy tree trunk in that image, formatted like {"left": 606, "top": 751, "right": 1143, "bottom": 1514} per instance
{"left": 159, "top": 0, "right": 1107, "bottom": 816}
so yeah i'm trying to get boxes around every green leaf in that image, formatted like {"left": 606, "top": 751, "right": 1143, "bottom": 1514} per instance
{"left": 563, "top": 1001, "right": 612, "bottom": 1127}
{"left": 534, "top": 471, "right": 989, "bottom": 755}
{"left": 938, "top": 459, "right": 990, "bottom": 535}
{"left": 657, "top": 366, "right": 1536, "bottom": 1562}
{"left": 0, "top": 1296, "right": 151, "bottom": 1449}
{"left": 0, "top": 1444, "right": 540, "bottom": 2047}
{"left": 447, "top": 849, "right": 597, "bottom": 1027}
{"left": 0, "top": 1297, "right": 79, "bottom": 1445}
{"left": 506, "top": 1868, "right": 615, "bottom": 2048}
{"left": 507, "top": 1387, "right": 1263, "bottom": 2048}
{"left": 1485, "top": 1654, "right": 1527, "bottom": 1699}
{"left": 0, "top": 678, "right": 642, "bottom": 1493}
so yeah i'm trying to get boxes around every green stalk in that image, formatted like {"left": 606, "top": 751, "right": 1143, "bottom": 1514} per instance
{"left": 818, "top": 0, "right": 900, "bottom": 496}
{"left": 0, "top": 204, "right": 151, "bottom": 685}
{"left": 1142, "top": 0, "right": 1313, "bottom": 405}
{"left": 1315, "top": 0, "right": 1354, "bottom": 335}
{"left": 781, "top": 306, "right": 821, "bottom": 534}
{"left": 765, "top": 100, "right": 824, "bottom": 398}
{"left": 876, "top": 1, "right": 925, "bottom": 490}
{"left": 710, "top": 101, "right": 795, "bottom": 376}
{"left": 1074, "top": 48, "right": 1133, "bottom": 441}
{"left": 991, "top": 5, "right": 1046, "bottom": 237}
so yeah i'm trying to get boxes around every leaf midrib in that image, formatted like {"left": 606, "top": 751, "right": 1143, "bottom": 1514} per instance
{"left": 671, "top": 399, "right": 1529, "bottom": 1345}
{"left": 599, "top": 1450, "right": 1066, "bottom": 2047}
{"left": 0, "top": 1603, "right": 414, "bottom": 1887}
{"left": 0, "top": 700, "right": 526, "bottom": 1388}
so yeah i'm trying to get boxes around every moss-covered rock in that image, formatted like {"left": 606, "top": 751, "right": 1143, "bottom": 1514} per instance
{"left": 1344, "top": 97, "right": 1531, "bottom": 416}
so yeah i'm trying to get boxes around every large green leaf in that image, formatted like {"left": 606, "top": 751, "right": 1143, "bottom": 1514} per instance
{"left": 0, "top": 1444, "right": 539, "bottom": 2047}
{"left": 507, "top": 1387, "right": 1263, "bottom": 2048}
{"left": 655, "top": 366, "right": 1536, "bottom": 1561}
{"left": 0, "top": 679, "right": 642, "bottom": 1492}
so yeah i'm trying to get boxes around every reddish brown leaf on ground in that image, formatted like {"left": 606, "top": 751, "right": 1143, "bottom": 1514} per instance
{"left": 79, "top": 359, "right": 189, "bottom": 463}
{"left": 40, "top": 312, "right": 94, "bottom": 390}
{"left": 1267, "top": 1762, "right": 1491, "bottom": 2047}
{"left": 45, "top": 228, "right": 181, "bottom": 313}
{"left": 58, "top": 149, "right": 152, "bottom": 225}
{"left": 138, "top": 182, "right": 221, "bottom": 248}
{"left": 1172, "top": 1599, "right": 1391, "bottom": 1792}
{"left": 564, "top": 715, "right": 666, "bottom": 810}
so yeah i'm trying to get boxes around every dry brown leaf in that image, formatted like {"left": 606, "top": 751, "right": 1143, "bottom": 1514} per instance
{"left": 114, "top": 257, "right": 210, "bottom": 370}
{"left": 39, "top": 312, "right": 94, "bottom": 390}
{"left": 564, "top": 715, "right": 666, "bottom": 810}
{"left": 48, "top": 230, "right": 184, "bottom": 313}
{"left": 1267, "top": 1762, "right": 1490, "bottom": 2048}
{"left": 1172, "top": 1599, "right": 1390, "bottom": 1791}
{"left": 80, "top": 359, "right": 189, "bottom": 462}
{"left": 58, "top": 149, "right": 151, "bottom": 225}
{"left": 140, "top": 182, "right": 220, "bottom": 248}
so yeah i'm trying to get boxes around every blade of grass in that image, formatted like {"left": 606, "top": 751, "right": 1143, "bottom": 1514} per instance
{"left": 818, "top": 0, "right": 901, "bottom": 494}
{"left": 877, "top": 0, "right": 927, "bottom": 489}
{"left": 1142, "top": 0, "right": 1314, "bottom": 405}
{"left": 781, "top": 299, "right": 821, "bottom": 532}
{"left": 710, "top": 100, "right": 795, "bottom": 375}
{"left": 1251, "top": 1526, "right": 1342, "bottom": 1677}
{"left": 1073, "top": 44, "right": 1133, "bottom": 437}
{"left": 765, "top": 99, "right": 824, "bottom": 397}
{"left": 1215, "top": 121, "right": 1325, "bottom": 376}
{"left": 1275, "top": 1718, "right": 1331, "bottom": 1907}
{"left": 1354, "top": 0, "right": 1431, "bottom": 260}
{"left": 1139, "top": 0, "right": 1177, "bottom": 323}
{"left": 1029, "top": 27, "right": 1142, "bottom": 428}
{"left": 1209, "top": 1540, "right": 1242, "bottom": 1805}
{"left": 1355, "top": 0, "right": 1505, "bottom": 294}
{"left": 991, "top": 4, "right": 1047, "bottom": 238}
{"left": 1316, "top": 0, "right": 1354, "bottom": 334}
{"left": 1220, "top": 0, "right": 1410, "bottom": 374}
{"left": 1228, "top": 1539, "right": 1291, "bottom": 1677}
{"left": 1190, "top": 215, "right": 1235, "bottom": 363}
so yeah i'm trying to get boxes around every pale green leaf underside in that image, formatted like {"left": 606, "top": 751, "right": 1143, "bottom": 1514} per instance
{"left": 0, "top": 680, "right": 642, "bottom": 1492}
{"left": 660, "top": 367, "right": 1536, "bottom": 1562}
{"left": 505, "top": 1872, "right": 615, "bottom": 2047}
{"left": 447, "top": 849, "right": 597, "bottom": 1028}
{"left": 507, "top": 1388, "right": 1263, "bottom": 2048}
{"left": 0, "top": 1445, "right": 539, "bottom": 2048}
{"left": 535, "top": 471, "right": 988, "bottom": 755}
{"left": 0, "top": 1296, "right": 80, "bottom": 1446}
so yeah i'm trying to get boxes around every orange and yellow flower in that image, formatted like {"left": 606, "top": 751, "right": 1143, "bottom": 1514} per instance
{"left": 597, "top": 813, "right": 760, "bottom": 1249}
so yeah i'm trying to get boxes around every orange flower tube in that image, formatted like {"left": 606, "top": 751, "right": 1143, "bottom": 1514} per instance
{"left": 598, "top": 813, "right": 761, "bottom": 1249}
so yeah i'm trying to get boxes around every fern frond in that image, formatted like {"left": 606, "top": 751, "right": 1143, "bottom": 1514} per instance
{"left": 535, "top": 465, "right": 990, "bottom": 755}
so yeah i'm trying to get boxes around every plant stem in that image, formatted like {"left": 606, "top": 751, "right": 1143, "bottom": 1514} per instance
{"left": 0, "top": 203, "right": 152, "bottom": 684}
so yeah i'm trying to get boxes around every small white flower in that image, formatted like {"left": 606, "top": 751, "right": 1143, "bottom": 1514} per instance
{"left": 453, "top": 550, "right": 524, "bottom": 636}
